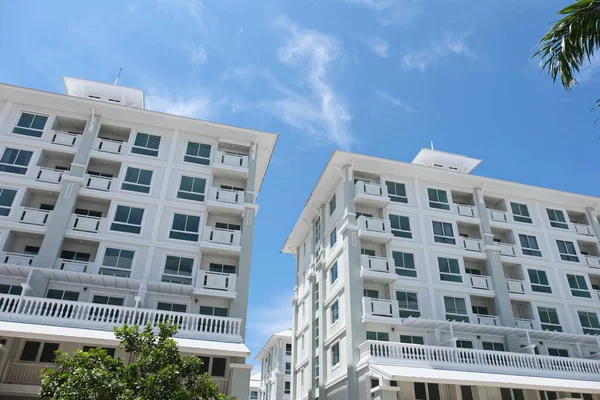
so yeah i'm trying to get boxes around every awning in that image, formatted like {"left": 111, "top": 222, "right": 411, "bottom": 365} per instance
{"left": 0, "top": 321, "right": 250, "bottom": 357}
{"left": 370, "top": 364, "right": 600, "bottom": 393}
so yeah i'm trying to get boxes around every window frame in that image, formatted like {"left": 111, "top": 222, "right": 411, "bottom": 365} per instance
{"left": 110, "top": 204, "right": 145, "bottom": 235}
{"left": 537, "top": 306, "right": 562, "bottom": 332}
{"left": 519, "top": 234, "right": 542, "bottom": 257}
{"left": 546, "top": 208, "right": 569, "bottom": 229}
{"left": 176, "top": 174, "right": 208, "bottom": 203}
{"left": 385, "top": 180, "right": 408, "bottom": 203}
{"left": 121, "top": 165, "right": 154, "bottom": 194}
{"left": 578, "top": 310, "right": 600, "bottom": 335}
{"left": 329, "top": 228, "right": 337, "bottom": 247}
{"left": 130, "top": 131, "right": 162, "bottom": 157}
{"left": 329, "top": 262, "right": 338, "bottom": 285}
{"left": 567, "top": 274, "right": 591, "bottom": 298}
{"left": 183, "top": 140, "right": 213, "bottom": 165}
{"left": 331, "top": 300, "right": 339, "bottom": 324}
{"left": 98, "top": 246, "right": 136, "bottom": 277}
{"left": 443, "top": 296, "right": 470, "bottom": 322}
{"left": 161, "top": 254, "right": 195, "bottom": 285}
{"left": 91, "top": 293, "right": 126, "bottom": 306}
{"left": 528, "top": 268, "right": 552, "bottom": 294}
{"left": 12, "top": 111, "right": 49, "bottom": 138}
{"left": 427, "top": 188, "right": 451, "bottom": 210}
{"left": 331, "top": 341, "right": 340, "bottom": 367}
{"left": 19, "top": 340, "right": 60, "bottom": 363}
{"left": 0, "top": 147, "right": 34, "bottom": 175}
{"left": 392, "top": 251, "right": 417, "bottom": 277}
{"left": 556, "top": 239, "right": 579, "bottom": 262}
{"left": 329, "top": 193, "right": 336, "bottom": 215}
{"left": 168, "top": 212, "right": 202, "bottom": 242}
{"left": 389, "top": 214, "right": 412, "bottom": 238}
{"left": 510, "top": 202, "right": 532, "bottom": 224}
{"left": 0, "top": 186, "right": 18, "bottom": 217}
{"left": 432, "top": 221, "right": 456, "bottom": 245}
{"left": 156, "top": 300, "right": 188, "bottom": 313}
{"left": 396, "top": 290, "right": 420, "bottom": 318}
{"left": 437, "top": 256, "right": 463, "bottom": 283}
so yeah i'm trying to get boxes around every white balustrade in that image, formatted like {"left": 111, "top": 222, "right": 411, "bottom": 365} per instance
{"left": 475, "top": 314, "right": 499, "bottom": 326}
{"left": 203, "top": 227, "right": 241, "bottom": 246}
{"left": 585, "top": 255, "right": 600, "bottom": 269}
{"left": 214, "top": 150, "right": 248, "bottom": 169}
{"left": 515, "top": 318, "right": 535, "bottom": 329}
{"left": 462, "top": 238, "right": 482, "bottom": 252}
{"left": 1, "top": 252, "right": 34, "bottom": 266}
{"left": 19, "top": 207, "right": 51, "bottom": 226}
{"left": 0, "top": 294, "right": 242, "bottom": 340}
{"left": 468, "top": 274, "right": 490, "bottom": 290}
{"left": 456, "top": 204, "right": 476, "bottom": 218}
{"left": 357, "top": 216, "right": 391, "bottom": 235}
{"left": 35, "top": 167, "right": 63, "bottom": 184}
{"left": 212, "top": 378, "right": 229, "bottom": 395}
{"left": 95, "top": 137, "right": 124, "bottom": 154}
{"left": 363, "top": 297, "right": 396, "bottom": 318}
{"left": 57, "top": 259, "right": 89, "bottom": 273}
{"left": 3, "top": 361, "right": 53, "bottom": 384}
{"left": 488, "top": 209, "right": 508, "bottom": 222}
{"left": 355, "top": 181, "right": 387, "bottom": 198}
{"left": 361, "top": 255, "right": 393, "bottom": 274}
{"left": 498, "top": 243, "right": 516, "bottom": 257}
{"left": 84, "top": 174, "right": 113, "bottom": 191}
{"left": 71, "top": 214, "right": 102, "bottom": 233}
{"left": 573, "top": 223, "right": 594, "bottom": 236}
{"left": 196, "top": 270, "right": 236, "bottom": 292}
{"left": 51, "top": 131, "right": 79, "bottom": 147}
{"left": 209, "top": 187, "right": 244, "bottom": 204}
{"left": 506, "top": 279, "right": 525, "bottom": 294}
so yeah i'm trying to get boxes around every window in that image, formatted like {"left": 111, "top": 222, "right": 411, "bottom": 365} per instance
{"left": 184, "top": 141, "right": 211, "bottom": 165}
{"left": 13, "top": 112, "right": 48, "bottom": 137}
{"left": 366, "top": 331, "right": 390, "bottom": 341}
{"left": 211, "top": 357, "right": 226, "bottom": 377}
{"left": 0, "top": 188, "right": 17, "bottom": 216}
{"left": 131, "top": 132, "right": 161, "bottom": 157}
{"left": 472, "top": 305, "right": 489, "bottom": 315}
{"left": 414, "top": 382, "right": 440, "bottom": 400}
{"left": 157, "top": 302, "right": 187, "bottom": 313}
{"left": 433, "top": 221, "right": 455, "bottom": 244}
{"left": 60, "top": 250, "right": 90, "bottom": 262}
{"left": 82, "top": 346, "right": 116, "bottom": 358}
{"left": 400, "top": 335, "right": 424, "bottom": 344}
{"left": 314, "top": 284, "right": 319, "bottom": 311}
{"left": 209, "top": 263, "right": 236, "bottom": 274}
{"left": 110, "top": 205, "right": 144, "bottom": 234}
{"left": 75, "top": 208, "right": 102, "bottom": 218}
{"left": 444, "top": 296, "right": 469, "bottom": 322}
{"left": 329, "top": 229, "right": 337, "bottom": 247}
{"left": 361, "top": 248, "right": 376, "bottom": 256}
{"left": 331, "top": 301, "right": 339, "bottom": 323}
{"left": 314, "top": 318, "right": 319, "bottom": 347}
{"left": 177, "top": 176, "right": 207, "bottom": 202}
{"left": 393, "top": 251, "right": 416, "bottom": 277}
{"left": 510, "top": 202, "right": 532, "bottom": 223}
{"left": 92, "top": 295, "right": 124, "bottom": 306}
{"left": 538, "top": 307, "right": 562, "bottom": 331}
{"left": 389, "top": 214, "right": 412, "bottom": 238}
{"left": 438, "top": 257, "right": 462, "bottom": 282}
{"left": 314, "top": 217, "right": 321, "bottom": 245}
{"left": 46, "top": 289, "right": 79, "bottom": 301}
{"left": 568, "top": 274, "right": 591, "bottom": 298}
{"left": 428, "top": 188, "right": 450, "bottom": 210}
{"left": 99, "top": 248, "right": 135, "bottom": 277}
{"left": 250, "top": 391, "right": 258, "bottom": 400}
{"left": 364, "top": 289, "right": 379, "bottom": 298}
{"left": 286, "top": 343, "right": 292, "bottom": 356}
{"left": 169, "top": 213, "right": 201, "bottom": 241}
{"left": 162, "top": 256, "right": 194, "bottom": 285}
{"left": 539, "top": 391, "right": 559, "bottom": 400}
{"left": 314, "top": 356, "right": 319, "bottom": 387}
{"left": 465, "top": 268, "right": 481, "bottom": 275}
{"left": 284, "top": 381, "right": 291, "bottom": 395}
{"left": 121, "top": 167, "right": 153, "bottom": 193}
{"left": 578, "top": 311, "right": 600, "bottom": 335}
{"left": 386, "top": 181, "right": 408, "bottom": 203}
{"left": 461, "top": 386, "right": 474, "bottom": 400}
{"left": 20, "top": 341, "right": 59, "bottom": 363}
{"left": 331, "top": 342, "right": 340, "bottom": 366}
{"left": 396, "top": 291, "right": 420, "bottom": 317}
{"left": 557, "top": 240, "right": 579, "bottom": 262}
{"left": 329, "top": 194, "right": 336, "bottom": 215}
{"left": 285, "top": 362, "right": 291, "bottom": 374}
{"left": 0, "top": 148, "right": 33, "bottom": 174}
{"left": 482, "top": 342, "right": 505, "bottom": 351}
{"left": 199, "top": 306, "right": 228, "bottom": 317}
{"left": 519, "top": 234, "right": 542, "bottom": 257}
{"left": 500, "top": 388, "right": 525, "bottom": 400}
{"left": 330, "top": 263, "right": 338, "bottom": 284}
{"left": 0, "top": 284, "right": 22, "bottom": 295}
{"left": 528, "top": 269, "right": 552, "bottom": 293}
{"left": 548, "top": 348, "right": 569, "bottom": 357}
{"left": 215, "top": 222, "right": 241, "bottom": 231}
{"left": 547, "top": 209, "right": 568, "bottom": 229}
{"left": 571, "top": 394, "right": 593, "bottom": 400}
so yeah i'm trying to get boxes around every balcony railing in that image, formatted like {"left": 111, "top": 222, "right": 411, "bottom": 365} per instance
{"left": 468, "top": 274, "right": 490, "bottom": 290}
{"left": 71, "top": 214, "right": 102, "bottom": 233}
{"left": 498, "top": 243, "right": 516, "bottom": 257}
{"left": 35, "top": 167, "right": 64, "bottom": 184}
{"left": 2, "top": 361, "right": 52, "bottom": 385}
{"left": 488, "top": 209, "right": 508, "bottom": 223}
{"left": 361, "top": 254, "right": 393, "bottom": 274}
{"left": 355, "top": 181, "right": 388, "bottom": 199}
{"left": 506, "top": 278, "right": 526, "bottom": 294}
{"left": 462, "top": 237, "right": 482, "bottom": 252}
{"left": 208, "top": 187, "right": 244, "bottom": 205}
{"left": 455, "top": 204, "right": 476, "bottom": 218}
{"left": 51, "top": 131, "right": 79, "bottom": 147}
{"left": 515, "top": 318, "right": 536, "bottom": 330}
{"left": 573, "top": 223, "right": 594, "bottom": 236}
{"left": 84, "top": 174, "right": 113, "bottom": 191}
{"left": 357, "top": 216, "right": 392, "bottom": 235}
{"left": 474, "top": 314, "right": 499, "bottom": 326}
{"left": 584, "top": 255, "right": 600, "bottom": 269}
{"left": 214, "top": 151, "right": 248, "bottom": 169}
{"left": 196, "top": 270, "right": 236, "bottom": 293}
{"left": 0, "top": 294, "right": 243, "bottom": 341}
{"left": 19, "top": 207, "right": 51, "bottom": 226}
{"left": 359, "top": 340, "right": 600, "bottom": 380}
{"left": 362, "top": 297, "right": 397, "bottom": 319}
{"left": 94, "top": 137, "right": 124, "bottom": 154}
{"left": 203, "top": 227, "right": 241, "bottom": 246}
{"left": 56, "top": 258, "right": 89, "bottom": 273}
{"left": 1, "top": 252, "right": 34, "bottom": 266}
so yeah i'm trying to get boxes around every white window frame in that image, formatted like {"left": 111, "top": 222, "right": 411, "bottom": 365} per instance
{"left": 12, "top": 110, "right": 50, "bottom": 138}
{"left": 427, "top": 187, "right": 451, "bottom": 210}
{"left": 155, "top": 299, "right": 189, "bottom": 313}
{"left": 168, "top": 212, "right": 202, "bottom": 242}
{"left": 437, "top": 256, "right": 463, "bottom": 283}
{"left": 329, "top": 228, "right": 337, "bottom": 248}
{"left": 389, "top": 214, "right": 412, "bottom": 238}
{"left": 120, "top": 165, "right": 154, "bottom": 194}
{"left": 98, "top": 246, "right": 136, "bottom": 277}
{"left": 556, "top": 239, "right": 579, "bottom": 262}
{"left": 385, "top": 180, "right": 408, "bottom": 203}
{"left": 161, "top": 253, "right": 196, "bottom": 285}
{"left": 510, "top": 201, "right": 532, "bottom": 224}
{"left": 443, "top": 295, "right": 470, "bottom": 322}
{"left": 329, "top": 193, "right": 336, "bottom": 216}
{"left": 331, "top": 341, "right": 340, "bottom": 368}
{"left": 0, "top": 147, "right": 34, "bottom": 175}
{"left": 537, "top": 305, "right": 562, "bottom": 332}
{"left": 396, "top": 290, "right": 421, "bottom": 318}
{"left": 392, "top": 250, "right": 417, "bottom": 278}
{"left": 518, "top": 233, "right": 542, "bottom": 257}
{"left": 90, "top": 292, "right": 126, "bottom": 306}
{"left": 0, "top": 186, "right": 19, "bottom": 217}
{"left": 18, "top": 340, "right": 60, "bottom": 363}
{"left": 329, "top": 262, "right": 338, "bottom": 286}
{"left": 176, "top": 173, "right": 208, "bottom": 203}
{"left": 183, "top": 140, "right": 213, "bottom": 165}
{"left": 527, "top": 268, "right": 552, "bottom": 294}
{"left": 331, "top": 300, "right": 339, "bottom": 325}
{"left": 546, "top": 208, "right": 569, "bottom": 229}
{"left": 567, "top": 273, "right": 591, "bottom": 298}
{"left": 129, "top": 131, "right": 162, "bottom": 158}
{"left": 578, "top": 309, "right": 600, "bottom": 335}
{"left": 110, "top": 204, "right": 146, "bottom": 235}
{"left": 432, "top": 220, "right": 456, "bottom": 245}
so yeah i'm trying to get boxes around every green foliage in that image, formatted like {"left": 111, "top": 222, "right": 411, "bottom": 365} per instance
{"left": 535, "top": 0, "right": 600, "bottom": 90}
{"left": 40, "top": 321, "right": 233, "bottom": 400}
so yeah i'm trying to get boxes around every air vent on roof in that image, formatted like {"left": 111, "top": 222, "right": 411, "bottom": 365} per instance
{"left": 88, "top": 95, "right": 101, "bottom": 99}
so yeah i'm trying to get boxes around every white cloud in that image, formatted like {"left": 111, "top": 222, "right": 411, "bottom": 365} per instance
{"left": 403, "top": 32, "right": 477, "bottom": 71}
{"left": 345, "top": 0, "right": 419, "bottom": 26}
{"left": 365, "top": 37, "right": 389, "bottom": 58}
{"left": 246, "top": 293, "right": 293, "bottom": 361}
{"left": 345, "top": 0, "right": 395, "bottom": 10}
{"left": 146, "top": 93, "right": 213, "bottom": 120}
{"left": 188, "top": 45, "right": 208, "bottom": 65}
{"left": 376, "top": 90, "right": 416, "bottom": 113}
{"left": 577, "top": 57, "right": 600, "bottom": 85}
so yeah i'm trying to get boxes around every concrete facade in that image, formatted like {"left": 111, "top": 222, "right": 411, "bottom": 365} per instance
{"left": 256, "top": 329, "right": 293, "bottom": 400}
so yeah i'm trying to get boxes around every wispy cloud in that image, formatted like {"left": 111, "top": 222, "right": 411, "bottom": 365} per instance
{"left": 365, "top": 37, "right": 389, "bottom": 58}
{"left": 146, "top": 92, "right": 213, "bottom": 120}
{"left": 376, "top": 90, "right": 416, "bottom": 113}
{"left": 345, "top": 0, "right": 419, "bottom": 26}
{"left": 345, "top": 0, "right": 395, "bottom": 10}
{"left": 158, "top": 0, "right": 206, "bottom": 31}
{"left": 403, "top": 32, "right": 477, "bottom": 72}
{"left": 187, "top": 44, "right": 208, "bottom": 65}
{"left": 576, "top": 57, "right": 600, "bottom": 85}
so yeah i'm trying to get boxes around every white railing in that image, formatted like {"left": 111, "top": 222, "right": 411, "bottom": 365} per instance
{"left": 488, "top": 209, "right": 508, "bottom": 222}
{"left": 456, "top": 204, "right": 476, "bottom": 218}
{"left": 203, "top": 227, "right": 241, "bottom": 246}
{"left": 19, "top": 207, "right": 51, "bottom": 226}
{"left": 209, "top": 187, "right": 244, "bottom": 205}
{"left": 355, "top": 181, "right": 388, "bottom": 199}
{"left": 361, "top": 255, "right": 393, "bottom": 274}
{"left": 0, "top": 294, "right": 242, "bottom": 341}
{"left": 498, "top": 243, "right": 516, "bottom": 256}
{"left": 2, "top": 361, "right": 53, "bottom": 385}
{"left": 362, "top": 297, "right": 396, "bottom": 318}
{"left": 51, "top": 131, "right": 79, "bottom": 147}
{"left": 462, "top": 238, "right": 482, "bottom": 252}
{"left": 357, "top": 216, "right": 391, "bottom": 235}
{"left": 515, "top": 318, "right": 535, "bottom": 330}
{"left": 71, "top": 214, "right": 102, "bottom": 233}
{"left": 95, "top": 137, "right": 124, "bottom": 154}
{"left": 35, "top": 167, "right": 63, "bottom": 184}
{"left": 56, "top": 258, "right": 89, "bottom": 273}
{"left": 595, "top": 290, "right": 600, "bottom": 301}
{"left": 213, "top": 378, "right": 228, "bottom": 395}
{"left": 214, "top": 150, "right": 248, "bottom": 169}
{"left": 584, "top": 255, "right": 600, "bottom": 269}
{"left": 468, "top": 274, "right": 490, "bottom": 290}
{"left": 573, "top": 223, "right": 594, "bottom": 236}
{"left": 196, "top": 270, "right": 236, "bottom": 293}
{"left": 1, "top": 252, "right": 34, "bottom": 266}
{"left": 474, "top": 314, "right": 499, "bottom": 326}
{"left": 359, "top": 341, "right": 600, "bottom": 379}
{"left": 506, "top": 278, "right": 525, "bottom": 294}
{"left": 84, "top": 174, "right": 113, "bottom": 191}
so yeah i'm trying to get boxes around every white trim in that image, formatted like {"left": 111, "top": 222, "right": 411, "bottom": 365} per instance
{"left": 128, "top": 130, "right": 163, "bottom": 158}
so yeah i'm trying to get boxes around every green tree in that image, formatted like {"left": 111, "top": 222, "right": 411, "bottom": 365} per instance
{"left": 40, "top": 321, "right": 233, "bottom": 400}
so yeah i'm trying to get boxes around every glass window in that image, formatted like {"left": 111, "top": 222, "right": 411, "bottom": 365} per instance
{"left": 396, "top": 291, "right": 420, "bottom": 318}
{"left": 285, "top": 362, "right": 291, "bottom": 374}
{"left": 162, "top": 256, "right": 194, "bottom": 285}
{"left": 157, "top": 302, "right": 187, "bottom": 313}
{"left": 0, "top": 188, "right": 17, "bottom": 216}
{"left": 329, "top": 194, "right": 336, "bottom": 215}
{"left": 393, "top": 251, "right": 416, "bottom": 277}
{"left": 250, "top": 391, "right": 258, "bottom": 400}
{"left": 519, "top": 234, "right": 542, "bottom": 257}
{"left": 528, "top": 269, "right": 552, "bottom": 293}
{"left": 557, "top": 240, "right": 579, "bottom": 262}
{"left": 361, "top": 248, "right": 376, "bottom": 256}
{"left": 511, "top": 202, "right": 532, "bottom": 223}
{"left": 209, "top": 263, "right": 236, "bottom": 274}
{"left": 331, "top": 342, "right": 340, "bottom": 366}
{"left": 121, "top": 167, "right": 153, "bottom": 193}
{"left": 400, "top": 335, "right": 424, "bottom": 344}
{"left": 40, "top": 342, "right": 60, "bottom": 363}
{"left": 331, "top": 301, "right": 339, "bottom": 323}
{"left": 215, "top": 222, "right": 241, "bottom": 231}
{"left": 131, "top": 132, "right": 161, "bottom": 157}
{"left": 389, "top": 214, "right": 412, "bottom": 238}
{"left": 0, "top": 148, "right": 33, "bottom": 175}
{"left": 578, "top": 311, "right": 600, "bottom": 335}
{"left": 461, "top": 386, "right": 474, "bottom": 400}
{"left": 433, "top": 221, "right": 455, "bottom": 244}
{"left": 501, "top": 388, "right": 525, "bottom": 400}
{"left": 60, "top": 250, "right": 90, "bottom": 262}
{"left": 211, "top": 357, "right": 226, "bottom": 377}
{"left": 329, "top": 229, "right": 337, "bottom": 247}
{"left": 110, "top": 205, "right": 144, "bottom": 234}
{"left": 100, "top": 248, "right": 135, "bottom": 277}
{"left": 568, "top": 274, "right": 591, "bottom": 298}
{"left": 482, "top": 342, "right": 505, "bottom": 351}
{"left": 46, "top": 289, "right": 79, "bottom": 301}
{"left": 314, "top": 319, "right": 319, "bottom": 347}
{"left": 414, "top": 382, "right": 440, "bottom": 400}
{"left": 438, "top": 257, "right": 462, "bottom": 282}
{"left": 386, "top": 181, "right": 408, "bottom": 203}
{"left": 539, "top": 391, "right": 558, "bottom": 400}
{"left": 169, "top": 213, "right": 201, "bottom": 241}
{"left": 330, "top": 263, "right": 338, "bottom": 284}
{"left": 13, "top": 112, "right": 48, "bottom": 137}
{"left": 199, "top": 306, "right": 228, "bottom": 317}
{"left": 92, "top": 295, "right": 124, "bottom": 306}
{"left": 538, "top": 307, "right": 562, "bottom": 331}
{"left": 284, "top": 381, "right": 291, "bottom": 395}
{"left": 444, "top": 296, "right": 469, "bottom": 322}
{"left": 428, "top": 188, "right": 450, "bottom": 210}
{"left": 364, "top": 289, "right": 379, "bottom": 299}
{"left": 184, "top": 141, "right": 211, "bottom": 165}
{"left": 0, "top": 284, "right": 23, "bottom": 295}
{"left": 20, "top": 341, "right": 41, "bottom": 361}
{"left": 548, "top": 348, "right": 569, "bottom": 357}
{"left": 177, "top": 176, "right": 206, "bottom": 202}
{"left": 314, "top": 217, "right": 321, "bottom": 245}
{"left": 472, "top": 305, "right": 489, "bottom": 315}
{"left": 547, "top": 209, "right": 568, "bottom": 229}
{"left": 366, "top": 331, "right": 390, "bottom": 341}
{"left": 286, "top": 343, "right": 292, "bottom": 356}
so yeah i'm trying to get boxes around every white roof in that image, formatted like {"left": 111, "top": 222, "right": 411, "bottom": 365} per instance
{"left": 255, "top": 329, "right": 293, "bottom": 360}
{"left": 63, "top": 76, "right": 145, "bottom": 109}
{"left": 412, "top": 148, "right": 482, "bottom": 173}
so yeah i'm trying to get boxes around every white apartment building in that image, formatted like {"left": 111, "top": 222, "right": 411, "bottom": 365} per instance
{"left": 0, "top": 77, "right": 277, "bottom": 399}
{"left": 282, "top": 149, "right": 600, "bottom": 400}
{"left": 256, "top": 329, "right": 293, "bottom": 400}
{"left": 250, "top": 372, "right": 261, "bottom": 400}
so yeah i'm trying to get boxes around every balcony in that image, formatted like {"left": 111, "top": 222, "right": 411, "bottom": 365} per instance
{"left": 468, "top": 274, "right": 490, "bottom": 290}
{"left": 362, "top": 297, "right": 398, "bottom": 321}
{"left": 354, "top": 181, "right": 389, "bottom": 207}
{"left": 506, "top": 278, "right": 526, "bottom": 294}
{"left": 70, "top": 214, "right": 103, "bottom": 233}
{"left": 573, "top": 223, "right": 594, "bottom": 236}
{"left": 462, "top": 237, "right": 482, "bottom": 252}
{"left": 18, "top": 207, "right": 51, "bottom": 226}
{"left": 193, "top": 270, "right": 237, "bottom": 299}
{"left": 488, "top": 209, "right": 508, "bottom": 223}
{"left": 93, "top": 124, "right": 130, "bottom": 155}
{"left": 0, "top": 294, "right": 243, "bottom": 342}
{"left": 360, "top": 254, "right": 397, "bottom": 282}
{"left": 200, "top": 227, "right": 242, "bottom": 255}
{"left": 50, "top": 131, "right": 80, "bottom": 147}
{"left": 2, "top": 361, "right": 52, "bottom": 386}
{"left": 584, "top": 255, "right": 600, "bottom": 269}
{"left": 212, "top": 150, "right": 249, "bottom": 179}
{"left": 498, "top": 243, "right": 516, "bottom": 256}
{"left": 455, "top": 204, "right": 477, "bottom": 218}
{"left": 94, "top": 137, "right": 124, "bottom": 154}
{"left": 357, "top": 216, "right": 393, "bottom": 244}
{"left": 515, "top": 318, "right": 536, "bottom": 329}
{"left": 55, "top": 258, "right": 89, "bottom": 273}
{"left": 473, "top": 314, "right": 500, "bottom": 326}
{"left": 0, "top": 252, "right": 34, "bottom": 266}
{"left": 206, "top": 187, "right": 245, "bottom": 214}
{"left": 48, "top": 116, "right": 85, "bottom": 148}
{"left": 34, "top": 167, "right": 64, "bottom": 184}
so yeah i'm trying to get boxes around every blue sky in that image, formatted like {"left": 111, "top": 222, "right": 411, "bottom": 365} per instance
{"left": 1, "top": 0, "right": 600, "bottom": 370}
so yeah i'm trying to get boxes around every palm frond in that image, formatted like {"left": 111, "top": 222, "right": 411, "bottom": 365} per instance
{"left": 534, "top": 0, "right": 600, "bottom": 90}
